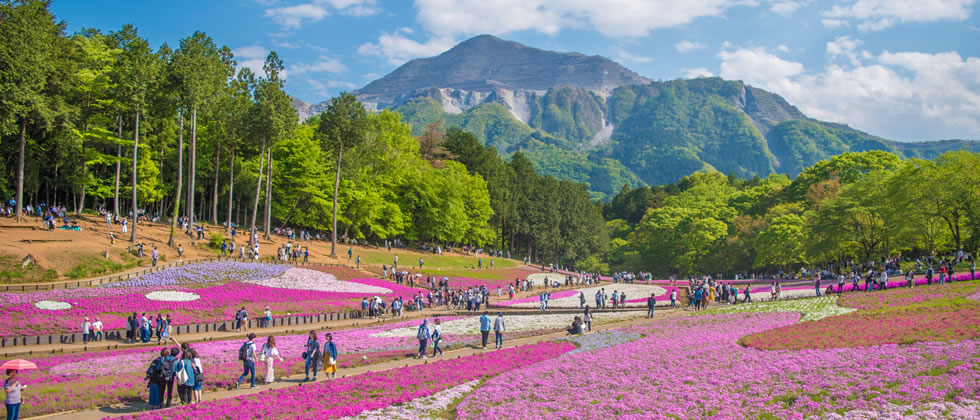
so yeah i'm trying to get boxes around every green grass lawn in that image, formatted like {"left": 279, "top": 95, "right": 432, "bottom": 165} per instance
{"left": 0, "top": 254, "right": 59, "bottom": 284}
{"left": 346, "top": 247, "right": 520, "bottom": 269}
{"left": 418, "top": 266, "right": 538, "bottom": 280}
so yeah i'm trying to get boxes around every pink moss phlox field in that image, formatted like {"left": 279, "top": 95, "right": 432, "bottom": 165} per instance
{"left": 120, "top": 340, "right": 575, "bottom": 420}
{"left": 456, "top": 312, "right": 980, "bottom": 419}
{"left": 0, "top": 266, "right": 426, "bottom": 336}
{"left": 4, "top": 316, "right": 478, "bottom": 417}
{"left": 495, "top": 290, "right": 578, "bottom": 306}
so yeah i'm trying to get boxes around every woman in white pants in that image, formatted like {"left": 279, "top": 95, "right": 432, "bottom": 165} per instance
{"left": 260, "top": 336, "right": 285, "bottom": 383}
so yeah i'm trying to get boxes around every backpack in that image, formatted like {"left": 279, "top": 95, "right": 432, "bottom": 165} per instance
{"left": 146, "top": 357, "right": 162, "bottom": 380}
{"left": 157, "top": 357, "right": 176, "bottom": 382}
{"left": 416, "top": 325, "right": 427, "bottom": 340}
{"left": 238, "top": 342, "right": 251, "bottom": 361}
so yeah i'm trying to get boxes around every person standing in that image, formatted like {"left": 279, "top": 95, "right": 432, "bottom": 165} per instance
{"left": 971, "top": 259, "right": 977, "bottom": 280}
{"left": 355, "top": 256, "right": 360, "bottom": 270}
{"left": 670, "top": 289, "right": 678, "bottom": 308}
{"left": 416, "top": 319, "right": 431, "bottom": 359}
{"left": 743, "top": 284, "right": 752, "bottom": 303}
{"left": 419, "top": 257, "right": 424, "bottom": 270}
{"left": 151, "top": 246, "right": 159, "bottom": 267}
{"left": 583, "top": 306, "right": 592, "bottom": 332}
{"left": 236, "top": 333, "right": 259, "bottom": 389}
{"left": 260, "top": 336, "right": 284, "bottom": 384}
{"left": 479, "top": 312, "right": 491, "bottom": 349}
{"left": 190, "top": 349, "right": 203, "bottom": 403}
{"left": 303, "top": 331, "right": 322, "bottom": 382}
{"left": 815, "top": 276, "right": 822, "bottom": 297}
{"left": 431, "top": 319, "right": 443, "bottom": 357}
{"left": 493, "top": 312, "right": 506, "bottom": 350}
{"left": 646, "top": 294, "right": 656, "bottom": 318}
{"left": 263, "top": 307, "right": 272, "bottom": 328}
{"left": 176, "top": 349, "right": 196, "bottom": 404}
{"left": 81, "top": 317, "right": 91, "bottom": 344}
{"left": 145, "top": 349, "right": 167, "bottom": 409}
{"left": 5, "top": 369, "right": 26, "bottom": 420}
{"left": 92, "top": 317, "right": 103, "bottom": 342}
{"left": 323, "top": 333, "right": 338, "bottom": 379}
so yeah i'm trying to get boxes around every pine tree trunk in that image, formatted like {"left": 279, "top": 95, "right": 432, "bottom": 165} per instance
{"left": 15, "top": 117, "right": 26, "bottom": 222}
{"left": 330, "top": 144, "right": 343, "bottom": 258}
{"left": 263, "top": 146, "right": 272, "bottom": 240}
{"left": 168, "top": 110, "right": 184, "bottom": 248}
{"left": 130, "top": 110, "right": 140, "bottom": 243}
{"left": 250, "top": 135, "right": 266, "bottom": 245}
{"left": 227, "top": 144, "right": 235, "bottom": 235}
{"left": 187, "top": 106, "right": 197, "bottom": 231}
{"left": 211, "top": 143, "right": 220, "bottom": 225}
{"left": 113, "top": 115, "right": 122, "bottom": 218}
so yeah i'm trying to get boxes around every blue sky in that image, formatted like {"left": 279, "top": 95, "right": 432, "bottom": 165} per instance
{"left": 51, "top": 0, "right": 980, "bottom": 141}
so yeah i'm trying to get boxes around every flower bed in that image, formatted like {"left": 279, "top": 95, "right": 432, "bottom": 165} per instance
{"left": 742, "top": 282, "right": 980, "bottom": 350}
{"left": 702, "top": 295, "right": 856, "bottom": 322}
{"left": 120, "top": 340, "right": 575, "bottom": 420}
{"left": 0, "top": 265, "right": 425, "bottom": 336}
{"left": 371, "top": 311, "right": 643, "bottom": 338}
{"left": 498, "top": 284, "right": 672, "bottom": 308}
{"left": 456, "top": 312, "right": 980, "bottom": 419}
{"left": 104, "top": 262, "right": 290, "bottom": 288}
{"left": 340, "top": 380, "right": 481, "bottom": 420}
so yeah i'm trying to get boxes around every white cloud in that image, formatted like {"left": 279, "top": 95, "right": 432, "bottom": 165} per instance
{"left": 290, "top": 55, "right": 348, "bottom": 75}
{"left": 718, "top": 46, "right": 980, "bottom": 141}
{"left": 719, "top": 47, "right": 805, "bottom": 82}
{"left": 262, "top": 1, "right": 379, "bottom": 29}
{"left": 777, "top": 44, "right": 790, "bottom": 53}
{"left": 823, "top": 0, "right": 975, "bottom": 31}
{"left": 358, "top": 28, "right": 456, "bottom": 65}
{"left": 414, "top": 0, "right": 754, "bottom": 38}
{"left": 320, "top": 0, "right": 381, "bottom": 16}
{"left": 683, "top": 67, "right": 715, "bottom": 78}
{"left": 614, "top": 48, "right": 653, "bottom": 63}
{"left": 825, "top": 35, "right": 865, "bottom": 65}
{"left": 263, "top": 4, "right": 328, "bottom": 29}
{"left": 821, "top": 18, "right": 848, "bottom": 28}
{"left": 675, "top": 40, "right": 708, "bottom": 53}
{"left": 770, "top": 1, "right": 806, "bottom": 15}
{"left": 232, "top": 46, "right": 269, "bottom": 77}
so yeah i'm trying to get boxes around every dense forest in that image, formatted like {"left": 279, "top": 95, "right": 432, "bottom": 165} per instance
{"left": 594, "top": 150, "right": 980, "bottom": 276}
{"left": 0, "top": 0, "right": 604, "bottom": 266}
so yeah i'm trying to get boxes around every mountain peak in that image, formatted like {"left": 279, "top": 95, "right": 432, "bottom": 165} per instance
{"left": 356, "top": 35, "right": 649, "bottom": 109}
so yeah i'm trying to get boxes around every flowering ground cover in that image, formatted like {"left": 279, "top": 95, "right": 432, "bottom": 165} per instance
{"left": 456, "top": 312, "right": 980, "bottom": 419}
{"left": 120, "top": 340, "right": 574, "bottom": 420}
{"left": 498, "top": 284, "right": 673, "bottom": 308}
{"left": 702, "top": 295, "right": 856, "bottom": 322}
{"left": 0, "top": 264, "right": 424, "bottom": 336}
{"left": 371, "top": 311, "right": 642, "bottom": 338}
{"left": 2, "top": 311, "right": 603, "bottom": 418}
{"left": 339, "top": 380, "right": 481, "bottom": 420}
{"left": 742, "top": 281, "right": 980, "bottom": 350}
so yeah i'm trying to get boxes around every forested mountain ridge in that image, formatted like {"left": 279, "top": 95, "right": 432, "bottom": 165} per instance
{"left": 292, "top": 35, "right": 979, "bottom": 198}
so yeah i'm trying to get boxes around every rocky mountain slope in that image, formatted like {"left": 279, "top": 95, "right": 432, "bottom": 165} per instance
{"left": 293, "top": 35, "right": 978, "bottom": 199}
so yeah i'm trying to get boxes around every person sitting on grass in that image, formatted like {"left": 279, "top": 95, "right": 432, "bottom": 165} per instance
{"left": 567, "top": 316, "right": 583, "bottom": 335}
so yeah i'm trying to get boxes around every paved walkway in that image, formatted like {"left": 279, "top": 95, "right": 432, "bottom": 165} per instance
{"left": 41, "top": 309, "right": 680, "bottom": 420}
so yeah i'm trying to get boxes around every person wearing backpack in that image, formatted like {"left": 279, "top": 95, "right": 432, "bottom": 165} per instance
{"left": 236, "top": 333, "right": 259, "bottom": 389}
{"left": 144, "top": 349, "right": 168, "bottom": 409}
{"left": 157, "top": 347, "right": 179, "bottom": 407}
{"left": 416, "top": 319, "right": 431, "bottom": 359}
{"left": 176, "top": 348, "right": 196, "bottom": 404}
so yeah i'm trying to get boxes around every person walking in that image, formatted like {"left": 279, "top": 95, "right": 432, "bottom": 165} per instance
{"left": 493, "top": 312, "right": 506, "bottom": 349}
{"left": 235, "top": 333, "right": 259, "bottom": 389}
{"left": 646, "top": 294, "right": 656, "bottom": 318}
{"left": 431, "top": 318, "right": 444, "bottom": 357}
{"left": 323, "top": 334, "right": 338, "bottom": 379}
{"left": 5, "top": 369, "right": 26, "bottom": 420}
{"left": 303, "top": 331, "right": 322, "bottom": 382}
{"left": 260, "top": 336, "right": 284, "bottom": 384}
{"left": 416, "top": 319, "right": 431, "bottom": 359}
{"left": 479, "top": 311, "right": 491, "bottom": 349}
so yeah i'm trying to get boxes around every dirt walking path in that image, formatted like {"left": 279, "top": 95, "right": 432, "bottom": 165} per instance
{"left": 36, "top": 309, "right": 681, "bottom": 420}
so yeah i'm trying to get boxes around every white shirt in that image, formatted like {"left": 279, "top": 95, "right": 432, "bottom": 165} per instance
{"left": 93, "top": 321, "right": 103, "bottom": 332}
